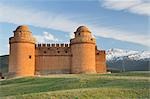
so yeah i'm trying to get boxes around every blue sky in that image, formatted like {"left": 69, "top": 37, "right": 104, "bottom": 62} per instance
{"left": 0, "top": 0, "right": 149, "bottom": 55}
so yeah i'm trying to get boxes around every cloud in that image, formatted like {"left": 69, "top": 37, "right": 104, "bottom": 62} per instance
{"left": 34, "top": 32, "right": 59, "bottom": 43}
{"left": 69, "top": 32, "right": 74, "bottom": 39}
{"left": 0, "top": 3, "right": 79, "bottom": 33}
{"left": 0, "top": 3, "right": 149, "bottom": 48}
{"left": 90, "top": 25, "right": 150, "bottom": 47}
{"left": 101, "top": 0, "right": 150, "bottom": 16}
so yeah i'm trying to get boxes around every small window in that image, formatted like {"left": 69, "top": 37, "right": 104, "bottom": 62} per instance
{"left": 91, "top": 38, "right": 93, "bottom": 41}
{"left": 57, "top": 51, "right": 60, "bottom": 53}
{"left": 29, "top": 55, "right": 32, "bottom": 59}
{"left": 97, "top": 53, "right": 99, "bottom": 55}
{"left": 44, "top": 51, "right": 46, "bottom": 53}
{"left": 78, "top": 33, "right": 80, "bottom": 35}
{"left": 65, "top": 51, "right": 68, "bottom": 53}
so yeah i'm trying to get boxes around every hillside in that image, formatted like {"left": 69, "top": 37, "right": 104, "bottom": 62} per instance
{"left": 0, "top": 72, "right": 149, "bottom": 99}
{"left": 0, "top": 55, "right": 9, "bottom": 74}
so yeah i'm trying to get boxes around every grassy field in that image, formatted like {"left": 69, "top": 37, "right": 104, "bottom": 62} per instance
{"left": 0, "top": 71, "right": 149, "bottom": 99}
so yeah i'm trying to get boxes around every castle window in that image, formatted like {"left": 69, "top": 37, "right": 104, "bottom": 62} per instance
{"left": 91, "top": 38, "right": 93, "bottom": 41}
{"left": 44, "top": 51, "right": 47, "bottom": 53}
{"left": 97, "top": 53, "right": 99, "bottom": 55}
{"left": 78, "top": 33, "right": 80, "bottom": 36}
{"left": 57, "top": 51, "right": 60, "bottom": 53}
{"left": 65, "top": 51, "right": 68, "bottom": 53}
{"left": 29, "top": 55, "right": 32, "bottom": 59}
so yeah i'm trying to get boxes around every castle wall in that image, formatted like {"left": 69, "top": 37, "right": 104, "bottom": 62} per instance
{"left": 35, "top": 44, "right": 71, "bottom": 74}
{"left": 96, "top": 50, "right": 106, "bottom": 73}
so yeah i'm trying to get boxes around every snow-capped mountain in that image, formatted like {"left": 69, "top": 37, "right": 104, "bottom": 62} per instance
{"left": 106, "top": 48, "right": 150, "bottom": 72}
{"left": 106, "top": 48, "right": 150, "bottom": 61}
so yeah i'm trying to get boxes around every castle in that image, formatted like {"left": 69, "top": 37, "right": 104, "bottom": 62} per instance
{"left": 9, "top": 25, "right": 106, "bottom": 77}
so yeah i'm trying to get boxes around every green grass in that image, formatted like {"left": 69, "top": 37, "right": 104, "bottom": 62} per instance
{"left": 0, "top": 72, "right": 150, "bottom": 99}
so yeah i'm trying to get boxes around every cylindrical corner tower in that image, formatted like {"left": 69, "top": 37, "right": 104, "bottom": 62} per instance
{"left": 70, "top": 26, "right": 96, "bottom": 73}
{"left": 9, "top": 25, "right": 36, "bottom": 77}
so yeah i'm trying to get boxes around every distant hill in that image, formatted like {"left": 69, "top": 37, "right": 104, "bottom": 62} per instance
{"left": 106, "top": 48, "right": 150, "bottom": 72}
{"left": 0, "top": 55, "right": 9, "bottom": 74}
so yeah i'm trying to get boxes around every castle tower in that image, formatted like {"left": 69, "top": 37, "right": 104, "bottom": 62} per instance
{"left": 9, "top": 25, "right": 36, "bottom": 77}
{"left": 70, "top": 26, "right": 96, "bottom": 73}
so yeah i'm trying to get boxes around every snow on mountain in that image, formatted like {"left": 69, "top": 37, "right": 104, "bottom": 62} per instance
{"left": 106, "top": 48, "right": 150, "bottom": 61}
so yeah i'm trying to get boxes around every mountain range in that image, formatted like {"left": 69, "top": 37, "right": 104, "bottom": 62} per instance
{"left": 106, "top": 48, "right": 150, "bottom": 72}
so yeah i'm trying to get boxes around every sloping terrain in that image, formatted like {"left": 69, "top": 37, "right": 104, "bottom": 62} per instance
{"left": 0, "top": 72, "right": 149, "bottom": 99}
{"left": 0, "top": 55, "right": 8, "bottom": 74}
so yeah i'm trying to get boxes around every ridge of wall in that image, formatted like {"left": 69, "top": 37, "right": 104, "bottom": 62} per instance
{"left": 36, "top": 43, "right": 70, "bottom": 48}
{"left": 96, "top": 50, "right": 105, "bottom": 55}
{"left": 35, "top": 43, "right": 71, "bottom": 56}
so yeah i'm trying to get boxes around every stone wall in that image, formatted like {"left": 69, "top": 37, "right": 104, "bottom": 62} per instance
{"left": 35, "top": 43, "right": 71, "bottom": 74}
{"left": 96, "top": 50, "right": 106, "bottom": 73}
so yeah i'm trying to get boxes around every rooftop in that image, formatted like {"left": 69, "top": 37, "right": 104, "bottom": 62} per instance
{"left": 15, "top": 25, "right": 30, "bottom": 32}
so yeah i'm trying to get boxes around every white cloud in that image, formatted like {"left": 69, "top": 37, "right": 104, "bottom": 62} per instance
{"left": 0, "top": 3, "right": 149, "bottom": 48}
{"left": 101, "top": 0, "right": 150, "bottom": 16}
{"left": 43, "top": 32, "right": 58, "bottom": 41}
{"left": 90, "top": 25, "right": 150, "bottom": 47}
{"left": 69, "top": 32, "right": 74, "bottom": 39}
{"left": 34, "top": 32, "right": 59, "bottom": 43}
{"left": 129, "top": 2, "right": 150, "bottom": 15}
{"left": 0, "top": 4, "right": 79, "bottom": 32}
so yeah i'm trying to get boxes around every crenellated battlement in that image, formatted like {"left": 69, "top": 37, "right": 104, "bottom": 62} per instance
{"left": 35, "top": 43, "right": 71, "bottom": 56}
{"left": 96, "top": 50, "right": 105, "bottom": 55}
{"left": 36, "top": 43, "right": 70, "bottom": 48}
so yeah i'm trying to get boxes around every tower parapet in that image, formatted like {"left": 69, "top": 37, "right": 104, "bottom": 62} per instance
{"left": 9, "top": 25, "right": 35, "bottom": 44}
{"left": 70, "top": 26, "right": 96, "bottom": 44}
